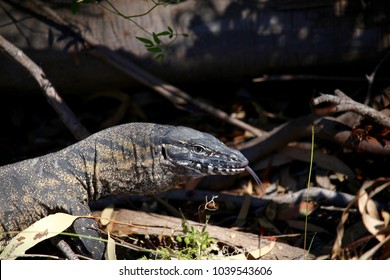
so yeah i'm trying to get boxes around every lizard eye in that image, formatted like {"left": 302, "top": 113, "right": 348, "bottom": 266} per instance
{"left": 193, "top": 145, "right": 205, "bottom": 154}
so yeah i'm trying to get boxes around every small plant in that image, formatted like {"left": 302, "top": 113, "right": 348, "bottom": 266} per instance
{"left": 136, "top": 27, "right": 188, "bottom": 61}
{"left": 176, "top": 218, "right": 216, "bottom": 258}
{"left": 71, "top": 0, "right": 188, "bottom": 61}
{"left": 142, "top": 217, "right": 217, "bottom": 260}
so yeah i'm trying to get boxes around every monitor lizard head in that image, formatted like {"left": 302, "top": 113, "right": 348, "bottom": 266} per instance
{"left": 155, "top": 125, "right": 248, "bottom": 177}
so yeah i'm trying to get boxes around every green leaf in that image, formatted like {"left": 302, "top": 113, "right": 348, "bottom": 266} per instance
{"left": 152, "top": 32, "right": 161, "bottom": 45}
{"left": 182, "top": 33, "right": 189, "bottom": 37}
{"left": 136, "top": 36, "right": 154, "bottom": 47}
{"left": 167, "top": 26, "right": 173, "bottom": 33}
{"left": 157, "top": 31, "right": 171, "bottom": 36}
{"left": 147, "top": 46, "right": 162, "bottom": 53}
{"left": 155, "top": 53, "right": 164, "bottom": 61}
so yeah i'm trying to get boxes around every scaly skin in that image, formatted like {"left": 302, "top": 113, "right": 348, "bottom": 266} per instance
{"left": 0, "top": 123, "right": 248, "bottom": 259}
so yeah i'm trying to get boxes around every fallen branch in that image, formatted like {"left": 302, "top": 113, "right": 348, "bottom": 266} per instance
{"left": 269, "top": 187, "right": 355, "bottom": 208}
{"left": 312, "top": 89, "right": 390, "bottom": 129}
{"left": 238, "top": 114, "right": 315, "bottom": 162}
{"left": 93, "top": 208, "right": 311, "bottom": 260}
{"left": 238, "top": 114, "right": 390, "bottom": 163}
{"left": 90, "top": 187, "right": 356, "bottom": 213}
{"left": 0, "top": 34, "right": 90, "bottom": 140}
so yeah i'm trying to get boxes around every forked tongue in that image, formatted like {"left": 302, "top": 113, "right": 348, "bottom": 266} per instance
{"left": 245, "top": 166, "right": 263, "bottom": 186}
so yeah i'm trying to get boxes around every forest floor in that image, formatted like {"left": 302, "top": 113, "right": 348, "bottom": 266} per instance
{"left": 1, "top": 72, "right": 389, "bottom": 260}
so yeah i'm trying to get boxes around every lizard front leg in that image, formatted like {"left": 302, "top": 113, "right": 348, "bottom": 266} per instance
{"left": 68, "top": 202, "right": 105, "bottom": 259}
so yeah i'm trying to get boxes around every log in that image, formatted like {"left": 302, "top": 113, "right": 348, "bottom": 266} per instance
{"left": 93, "top": 209, "right": 312, "bottom": 260}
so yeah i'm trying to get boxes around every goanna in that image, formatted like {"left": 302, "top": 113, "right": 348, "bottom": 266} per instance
{"left": 0, "top": 123, "right": 249, "bottom": 259}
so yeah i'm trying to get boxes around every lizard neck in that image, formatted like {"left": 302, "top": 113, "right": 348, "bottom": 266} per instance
{"left": 70, "top": 123, "right": 188, "bottom": 201}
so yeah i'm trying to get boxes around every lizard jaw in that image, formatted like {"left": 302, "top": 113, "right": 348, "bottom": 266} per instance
{"left": 174, "top": 159, "right": 247, "bottom": 176}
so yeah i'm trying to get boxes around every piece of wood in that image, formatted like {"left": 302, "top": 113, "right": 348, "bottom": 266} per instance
{"left": 93, "top": 209, "right": 313, "bottom": 260}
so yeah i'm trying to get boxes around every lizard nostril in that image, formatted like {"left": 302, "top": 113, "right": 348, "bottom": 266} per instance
{"left": 231, "top": 156, "right": 239, "bottom": 161}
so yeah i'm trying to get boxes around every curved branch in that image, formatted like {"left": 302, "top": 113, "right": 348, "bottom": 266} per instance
{"left": 90, "top": 187, "right": 355, "bottom": 213}
{"left": 100, "top": 0, "right": 160, "bottom": 20}
{"left": 0, "top": 34, "right": 90, "bottom": 140}
{"left": 240, "top": 114, "right": 390, "bottom": 161}
{"left": 312, "top": 89, "right": 390, "bottom": 128}
{"left": 269, "top": 187, "right": 355, "bottom": 207}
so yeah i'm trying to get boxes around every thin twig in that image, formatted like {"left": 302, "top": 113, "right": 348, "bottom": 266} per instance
{"left": 50, "top": 236, "right": 79, "bottom": 260}
{"left": 0, "top": 34, "right": 90, "bottom": 140}
{"left": 253, "top": 74, "right": 370, "bottom": 83}
{"left": 1, "top": 253, "right": 63, "bottom": 260}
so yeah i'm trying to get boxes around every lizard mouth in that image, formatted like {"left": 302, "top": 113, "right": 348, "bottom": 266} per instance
{"left": 189, "top": 162, "right": 247, "bottom": 175}
{"left": 208, "top": 165, "right": 246, "bottom": 175}
{"left": 203, "top": 165, "right": 262, "bottom": 188}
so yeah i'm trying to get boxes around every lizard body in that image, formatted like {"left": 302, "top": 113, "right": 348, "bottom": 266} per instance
{"left": 0, "top": 123, "right": 248, "bottom": 259}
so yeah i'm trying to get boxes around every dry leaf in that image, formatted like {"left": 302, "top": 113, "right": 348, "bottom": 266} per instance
{"left": 331, "top": 202, "right": 353, "bottom": 259}
{"left": 248, "top": 239, "right": 276, "bottom": 259}
{"left": 100, "top": 205, "right": 115, "bottom": 226}
{"left": 332, "top": 180, "right": 390, "bottom": 259}
{"left": 0, "top": 213, "right": 81, "bottom": 260}
{"left": 104, "top": 230, "right": 117, "bottom": 260}
{"left": 223, "top": 239, "right": 276, "bottom": 260}
{"left": 357, "top": 184, "right": 386, "bottom": 241}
